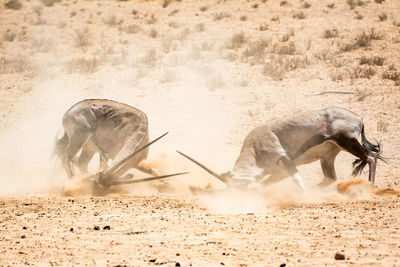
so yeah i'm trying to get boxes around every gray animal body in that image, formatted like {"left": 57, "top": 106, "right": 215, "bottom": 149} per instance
{"left": 179, "top": 108, "right": 382, "bottom": 191}
{"left": 54, "top": 99, "right": 151, "bottom": 179}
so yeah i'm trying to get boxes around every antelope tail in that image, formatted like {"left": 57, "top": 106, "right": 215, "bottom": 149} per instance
{"left": 352, "top": 125, "right": 384, "bottom": 176}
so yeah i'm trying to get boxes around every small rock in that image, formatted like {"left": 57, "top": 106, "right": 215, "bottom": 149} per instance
{"left": 280, "top": 264, "right": 286, "bottom": 267}
{"left": 175, "top": 263, "right": 181, "bottom": 267}
{"left": 149, "top": 259, "right": 156, "bottom": 263}
{"left": 94, "top": 226, "right": 100, "bottom": 230}
{"left": 70, "top": 228, "right": 74, "bottom": 232}
{"left": 21, "top": 235, "right": 26, "bottom": 239}
{"left": 103, "top": 225, "right": 111, "bottom": 230}
{"left": 22, "top": 226, "right": 27, "bottom": 230}
{"left": 335, "top": 251, "right": 345, "bottom": 260}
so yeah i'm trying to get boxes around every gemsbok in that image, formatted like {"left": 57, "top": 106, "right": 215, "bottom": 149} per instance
{"left": 178, "top": 107, "right": 383, "bottom": 192}
{"left": 54, "top": 99, "right": 186, "bottom": 190}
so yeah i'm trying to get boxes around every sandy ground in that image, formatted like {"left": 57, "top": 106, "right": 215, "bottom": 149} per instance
{"left": 1, "top": 0, "right": 400, "bottom": 265}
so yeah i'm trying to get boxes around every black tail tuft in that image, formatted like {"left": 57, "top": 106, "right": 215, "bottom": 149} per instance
{"left": 352, "top": 125, "right": 384, "bottom": 176}
{"left": 352, "top": 158, "right": 367, "bottom": 176}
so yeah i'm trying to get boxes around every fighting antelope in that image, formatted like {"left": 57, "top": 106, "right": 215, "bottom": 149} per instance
{"left": 178, "top": 108, "right": 382, "bottom": 192}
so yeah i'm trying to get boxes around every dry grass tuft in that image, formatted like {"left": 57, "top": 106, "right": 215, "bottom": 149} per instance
{"left": 293, "top": 11, "right": 306, "bottom": 20}
{"left": 0, "top": 56, "right": 34, "bottom": 74}
{"left": 378, "top": 13, "right": 387, "bottom": 22}
{"left": 259, "top": 23, "right": 268, "bottom": 31}
{"left": 103, "top": 15, "right": 123, "bottom": 27}
{"left": 212, "top": 12, "right": 230, "bottom": 21}
{"left": 323, "top": 28, "right": 338, "bottom": 39}
{"left": 327, "top": 3, "right": 335, "bottom": 8}
{"left": 354, "top": 88, "right": 371, "bottom": 101}
{"left": 351, "top": 66, "right": 376, "bottom": 79}
{"left": 40, "top": 0, "right": 61, "bottom": 7}
{"left": 4, "top": 0, "right": 22, "bottom": 10}
{"left": 382, "top": 70, "right": 400, "bottom": 85}
{"left": 263, "top": 55, "right": 309, "bottom": 80}
{"left": 359, "top": 56, "right": 385, "bottom": 66}
{"left": 243, "top": 39, "right": 269, "bottom": 65}
{"left": 341, "top": 29, "right": 382, "bottom": 52}
{"left": 347, "top": 0, "right": 364, "bottom": 10}
{"left": 124, "top": 24, "right": 141, "bottom": 34}
{"left": 149, "top": 29, "right": 158, "bottom": 38}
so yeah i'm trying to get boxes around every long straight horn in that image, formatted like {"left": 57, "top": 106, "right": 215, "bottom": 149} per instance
{"left": 176, "top": 150, "right": 226, "bottom": 183}
{"left": 110, "top": 172, "right": 188, "bottom": 186}
{"left": 105, "top": 132, "right": 168, "bottom": 176}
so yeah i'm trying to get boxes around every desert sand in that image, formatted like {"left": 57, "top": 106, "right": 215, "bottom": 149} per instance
{"left": 1, "top": 0, "right": 400, "bottom": 265}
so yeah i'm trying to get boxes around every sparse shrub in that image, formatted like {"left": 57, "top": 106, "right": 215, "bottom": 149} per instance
{"left": 146, "top": 14, "right": 157, "bottom": 24}
{"left": 314, "top": 49, "right": 334, "bottom": 61}
{"left": 162, "top": 0, "right": 172, "bottom": 8}
{"left": 359, "top": 56, "right": 385, "bottom": 66}
{"left": 375, "top": 0, "right": 385, "bottom": 3}
{"left": 0, "top": 56, "right": 34, "bottom": 74}
{"left": 341, "top": 29, "right": 382, "bottom": 52}
{"left": 259, "top": 23, "right": 268, "bottom": 31}
{"left": 263, "top": 55, "right": 309, "bottom": 80}
{"left": 251, "top": 3, "right": 258, "bottom": 8}
{"left": 323, "top": 28, "right": 338, "bottom": 38}
{"left": 240, "top": 16, "right": 247, "bottom": 21}
{"left": 271, "top": 16, "right": 279, "bottom": 22}
{"left": 213, "top": 12, "right": 230, "bottom": 21}
{"left": 351, "top": 66, "right": 376, "bottom": 79}
{"left": 103, "top": 15, "right": 123, "bottom": 27}
{"left": 227, "top": 32, "right": 246, "bottom": 49}
{"left": 200, "top": 6, "right": 208, "bottom": 12}
{"left": 280, "top": 1, "right": 288, "bottom": 6}
{"left": 293, "top": 11, "right": 306, "bottom": 20}
{"left": 273, "top": 41, "right": 296, "bottom": 55}
{"left": 302, "top": 2, "right": 311, "bottom": 8}
{"left": 378, "top": 13, "right": 387, "bottom": 21}
{"left": 347, "top": 0, "right": 364, "bottom": 10}
{"left": 40, "top": 0, "right": 61, "bottom": 7}
{"left": 124, "top": 24, "right": 141, "bottom": 34}
{"left": 382, "top": 70, "right": 400, "bottom": 82}
{"left": 74, "top": 28, "right": 91, "bottom": 48}
{"left": 243, "top": 39, "right": 269, "bottom": 65}
{"left": 3, "top": 30, "right": 15, "bottom": 42}
{"left": 194, "top": 23, "right": 205, "bottom": 32}
{"left": 329, "top": 69, "right": 346, "bottom": 81}
{"left": 149, "top": 29, "right": 158, "bottom": 38}
{"left": 355, "top": 12, "right": 363, "bottom": 20}
{"left": 4, "top": 0, "right": 22, "bottom": 10}
{"left": 327, "top": 3, "right": 335, "bottom": 8}
{"left": 67, "top": 57, "right": 100, "bottom": 74}
{"left": 355, "top": 88, "right": 371, "bottom": 101}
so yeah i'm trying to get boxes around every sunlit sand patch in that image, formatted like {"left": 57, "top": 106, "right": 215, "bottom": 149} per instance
{"left": 336, "top": 178, "right": 372, "bottom": 200}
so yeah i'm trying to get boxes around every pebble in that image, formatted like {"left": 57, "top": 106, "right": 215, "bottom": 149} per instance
{"left": 103, "top": 225, "right": 111, "bottom": 230}
{"left": 94, "top": 226, "right": 100, "bottom": 230}
{"left": 335, "top": 251, "right": 345, "bottom": 260}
